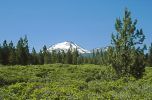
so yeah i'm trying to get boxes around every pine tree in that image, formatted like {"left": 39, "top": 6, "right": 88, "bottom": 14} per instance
{"left": 38, "top": 50, "right": 44, "bottom": 64}
{"left": 57, "top": 51, "right": 62, "bottom": 63}
{"left": 65, "top": 49, "right": 72, "bottom": 64}
{"left": 77, "top": 56, "right": 83, "bottom": 64}
{"left": 87, "top": 56, "right": 92, "bottom": 64}
{"left": 101, "top": 47, "right": 114, "bottom": 65}
{"left": 51, "top": 50, "right": 57, "bottom": 63}
{"left": 130, "top": 48, "right": 145, "bottom": 79}
{"left": 92, "top": 49, "right": 96, "bottom": 64}
{"left": 72, "top": 49, "right": 79, "bottom": 64}
{"left": 2, "top": 40, "right": 9, "bottom": 65}
{"left": 43, "top": 45, "right": 49, "bottom": 64}
{"left": 148, "top": 43, "right": 152, "bottom": 66}
{"left": 8, "top": 41, "right": 16, "bottom": 65}
{"left": 23, "top": 35, "right": 30, "bottom": 65}
{"left": 100, "top": 49, "right": 108, "bottom": 65}
{"left": 84, "top": 57, "right": 89, "bottom": 64}
{"left": 0, "top": 45, "right": 2, "bottom": 64}
{"left": 61, "top": 50, "right": 66, "bottom": 64}
{"left": 95, "top": 49, "right": 100, "bottom": 64}
{"left": 111, "top": 9, "right": 145, "bottom": 79}
{"left": 16, "top": 36, "right": 30, "bottom": 65}
{"left": 16, "top": 38, "right": 23, "bottom": 65}
{"left": 31, "top": 47, "right": 38, "bottom": 65}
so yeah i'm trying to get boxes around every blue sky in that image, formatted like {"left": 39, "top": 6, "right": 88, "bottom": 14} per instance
{"left": 0, "top": 0, "right": 151, "bottom": 51}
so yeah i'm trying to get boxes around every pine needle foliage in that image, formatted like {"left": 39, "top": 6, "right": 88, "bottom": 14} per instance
{"left": 111, "top": 9, "right": 145, "bottom": 79}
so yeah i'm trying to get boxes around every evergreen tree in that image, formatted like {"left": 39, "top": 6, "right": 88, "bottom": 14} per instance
{"left": 100, "top": 49, "right": 108, "bottom": 65}
{"left": 148, "top": 43, "right": 152, "bottom": 66}
{"left": 77, "top": 56, "right": 84, "bottom": 64}
{"left": 111, "top": 9, "right": 145, "bottom": 79}
{"left": 145, "top": 53, "right": 149, "bottom": 66}
{"left": 43, "top": 45, "right": 49, "bottom": 64}
{"left": 72, "top": 49, "right": 79, "bottom": 64}
{"left": 16, "top": 38, "right": 23, "bottom": 64}
{"left": 38, "top": 50, "right": 44, "bottom": 64}
{"left": 16, "top": 36, "right": 29, "bottom": 65}
{"left": 95, "top": 49, "right": 100, "bottom": 64}
{"left": 31, "top": 47, "right": 38, "bottom": 65}
{"left": 8, "top": 41, "right": 16, "bottom": 65}
{"left": 1, "top": 40, "right": 9, "bottom": 65}
{"left": 23, "top": 35, "right": 30, "bottom": 64}
{"left": 51, "top": 50, "right": 57, "bottom": 63}
{"left": 61, "top": 50, "right": 66, "bottom": 64}
{"left": 92, "top": 49, "right": 96, "bottom": 64}
{"left": 57, "top": 51, "right": 62, "bottom": 63}
{"left": 65, "top": 49, "right": 72, "bottom": 64}
{"left": 84, "top": 57, "right": 89, "bottom": 64}
{"left": 101, "top": 47, "right": 114, "bottom": 65}
{"left": 87, "top": 56, "right": 92, "bottom": 64}
{"left": 130, "top": 48, "right": 145, "bottom": 79}
{"left": 0, "top": 45, "right": 2, "bottom": 64}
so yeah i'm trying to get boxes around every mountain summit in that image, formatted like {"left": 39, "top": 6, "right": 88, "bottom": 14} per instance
{"left": 48, "top": 41, "right": 90, "bottom": 54}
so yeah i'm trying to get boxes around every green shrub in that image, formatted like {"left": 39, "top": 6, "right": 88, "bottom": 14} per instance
{"left": 0, "top": 64, "right": 151, "bottom": 99}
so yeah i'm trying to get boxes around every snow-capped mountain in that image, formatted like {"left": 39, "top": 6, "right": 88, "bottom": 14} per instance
{"left": 48, "top": 41, "right": 91, "bottom": 54}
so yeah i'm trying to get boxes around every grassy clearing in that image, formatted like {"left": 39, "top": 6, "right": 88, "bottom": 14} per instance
{"left": 0, "top": 64, "right": 152, "bottom": 99}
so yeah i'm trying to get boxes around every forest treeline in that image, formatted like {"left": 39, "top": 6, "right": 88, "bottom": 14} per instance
{"left": 0, "top": 36, "right": 151, "bottom": 66}
{"left": 0, "top": 36, "right": 79, "bottom": 65}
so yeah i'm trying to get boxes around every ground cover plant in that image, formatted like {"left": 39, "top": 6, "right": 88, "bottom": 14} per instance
{"left": 0, "top": 64, "right": 152, "bottom": 99}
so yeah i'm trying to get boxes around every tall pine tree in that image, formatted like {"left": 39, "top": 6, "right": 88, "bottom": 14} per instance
{"left": 31, "top": 47, "right": 38, "bottom": 65}
{"left": 16, "top": 36, "right": 29, "bottom": 65}
{"left": 72, "top": 49, "right": 79, "bottom": 64}
{"left": 148, "top": 43, "right": 152, "bottom": 67}
{"left": 8, "top": 41, "right": 16, "bottom": 65}
{"left": 111, "top": 9, "right": 145, "bottom": 79}
{"left": 2, "top": 40, "right": 9, "bottom": 65}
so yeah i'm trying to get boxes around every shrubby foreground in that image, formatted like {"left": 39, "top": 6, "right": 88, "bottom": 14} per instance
{"left": 0, "top": 64, "right": 152, "bottom": 99}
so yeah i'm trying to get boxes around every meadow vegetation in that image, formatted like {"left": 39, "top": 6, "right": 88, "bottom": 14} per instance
{"left": 0, "top": 64, "right": 152, "bottom": 99}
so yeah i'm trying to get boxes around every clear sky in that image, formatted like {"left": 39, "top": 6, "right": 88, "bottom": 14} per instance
{"left": 0, "top": 0, "right": 151, "bottom": 51}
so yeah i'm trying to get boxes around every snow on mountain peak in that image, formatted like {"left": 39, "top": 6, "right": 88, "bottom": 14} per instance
{"left": 47, "top": 41, "right": 90, "bottom": 54}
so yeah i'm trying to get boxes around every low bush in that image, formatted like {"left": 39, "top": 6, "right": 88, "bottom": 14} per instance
{"left": 0, "top": 64, "right": 151, "bottom": 99}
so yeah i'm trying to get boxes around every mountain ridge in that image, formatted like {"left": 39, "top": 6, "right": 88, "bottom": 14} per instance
{"left": 47, "top": 41, "right": 91, "bottom": 54}
{"left": 47, "top": 41, "right": 110, "bottom": 54}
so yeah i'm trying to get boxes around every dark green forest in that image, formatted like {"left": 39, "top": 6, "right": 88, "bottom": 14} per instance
{"left": 0, "top": 38, "right": 151, "bottom": 66}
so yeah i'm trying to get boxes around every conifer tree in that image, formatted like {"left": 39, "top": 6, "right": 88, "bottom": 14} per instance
{"left": 92, "top": 49, "right": 96, "bottom": 64}
{"left": 111, "top": 9, "right": 145, "bottom": 79}
{"left": 95, "top": 49, "right": 100, "bottom": 64}
{"left": 61, "top": 50, "right": 66, "bottom": 64}
{"left": 31, "top": 47, "right": 38, "bottom": 65}
{"left": 72, "top": 49, "right": 79, "bottom": 64}
{"left": 8, "top": 41, "right": 16, "bottom": 65}
{"left": 77, "top": 56, "right": 83, "bottom": 64}
{"left": 65, "top": 49, "right": 72, "bottom": 64}
{"left": 38, "top": 50, "right": 44, "bottom": 64}
{"left": 43, "top": 45, "right": 50, "bottom": 64}
{"left": 57, "top": 51, "right": 62, "bottom": 63}
{"left": 23, "top": 35, "right": 30, "bottom": 64}
{"left": 148, "top": 43, "right": 152, "bottom": 66}
{"left": 51, "top": 50, "right": 57, "bottom": 63}
{"left": 2, "top": 40, "right": 9, "bottom": 65}
{"left": 16, "top": 36, "right": 29, "bottom": 65}
{"left": 16, "top": 38, "right": 23, "bottom": 65}
{"left": 0, "top": 45, "right": 2, "bottom": 64}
